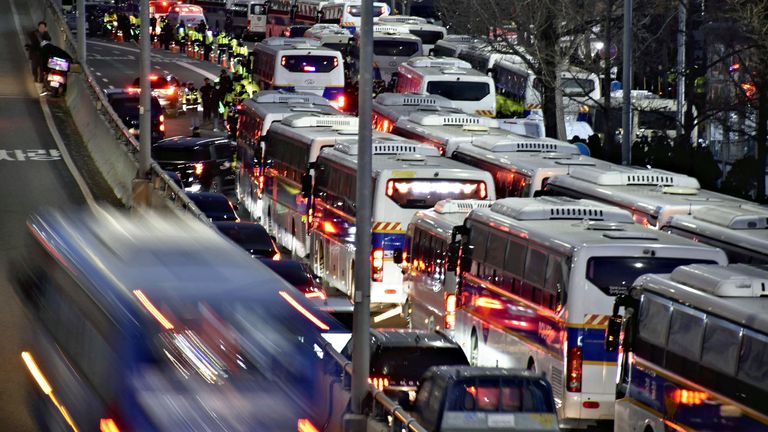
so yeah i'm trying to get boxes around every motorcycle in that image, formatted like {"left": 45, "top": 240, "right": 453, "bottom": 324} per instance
{"left": 46, "top": 56, "right": 70, "bottom": 97}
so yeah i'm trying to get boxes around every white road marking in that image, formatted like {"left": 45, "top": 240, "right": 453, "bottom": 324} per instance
{"left": 373, "top": 306, "right": 403, "bottom": 323}
{"left": 10, "top": 0, "right": 95, "bottom": 207}
{"left": 88, "top": 40, "right": 140, "bottom": 52}
{"left": 176, "top": 61, "right": 218, "bottom": 80}
{"left": 153, "top": 65, "right": 161, "bottom": 69}
{"left": 95, "top": 71, "right": 102, "bottom": 76}
{"left": 112, "top": 50, "right": 121, "bottom": 54}
{"left": 102, "top": 78, "right": 109, "bottom": 82}
{"left": 0, "top": 150, "right": 62, "bottom": 161}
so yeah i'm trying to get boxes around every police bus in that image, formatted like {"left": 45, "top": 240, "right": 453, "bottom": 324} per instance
{"left": 317, "top": 0, "right": 390, "bottom": 34}
{"left": 662, "top": 204, "right": 768, "bottom": 264}
{"left": 260, "top": 113, "right": 359, "bottom": 257}
{"left": 606, "top": 263, "right": 768, "bottom": 432}
{"left": 251, "top": 38, "right": 346, "bottom": 108}
{"left": 402, "top": 199, "right": 493, "bottom": 338}
{"left": 457, "top": 43, "right": 522, "bottom": 76}
{"left": 265, "top": 0, "right": 324, "bottom": 38}
{"left": 303, "top": 23, "right": 352, "bottom": 52}
{"left": 235, "top": 91, "right": 341, "bottom": 218}
{"left": 430, "top": 35, "right": 480, "bottom": 57}
{"left": 451, "top": 143, "right": 597, "bottom": 198}
{"left": 543, "top": 164, "right": 750, "bottom": 228}
{"left": 244, "top": 0, "right": 269, "bottom": 40}
{"left": 377, "top": 15, "right": 447, "bottom": 55}
{"left": 310, "top": 139, "right": 495, "bottom": 307}
{"left": 450, "top": 197, "right": 728, "bottom": 429}
{"left": 349, "top": 26, "right": 422, "bottom": 84}
{"left": 14, "top": 206, "right": 347, "bottom": 432}
{"left": 391, "top": 110, "right": 530, "bottom": 156}
{"left": 372, "top": 92, "right": 458, "bottom": 133}
{"left": 395, "top": 57, "right": 496, "bottom": 117}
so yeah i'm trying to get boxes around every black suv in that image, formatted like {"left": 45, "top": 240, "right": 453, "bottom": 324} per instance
{"left": 340, "top": 329, "right": 469, "bottom": 398}
{"left": 152, "top": 137, "right": 236, "bottom": 193}
{"left": 214, "top": 221, "right": 279, "bottom": 259}
{"left": 105, "top": 90, "right": 165, "bottom": 143}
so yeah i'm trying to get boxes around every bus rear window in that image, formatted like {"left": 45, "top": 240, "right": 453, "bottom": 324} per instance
{"left": 251, "top": 4, "right": 265, "bottom": 14}
{"left": 385, "top": 179, "right": 488, "bottom": 209}
{"left": 561, "top": 78, "right": 595, "bottom": 97}
{"left": 373, "top": 40, "right": 421, "bottom": 57}
{"left": 409, "top": 30, "right": 444, "bottom": 45}
{"left": 426, "top": 81, "right": 490, "bottom": 102}
{"left": 586, "top": 257, "right": 718, "bottom": 296}
{"left": 446, "top": 377, "right": 554, "bottom": 413}
{"left": 347, "top": 5, "right": 388, "bottom": 17}
{"left": 281, "top": 55, "right": 339, "bottom": 73}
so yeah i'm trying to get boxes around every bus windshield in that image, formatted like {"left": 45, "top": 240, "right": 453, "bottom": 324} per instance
{"left": 373, "top": 40, "right": 421, "bottom": 57}
{"left": 426, "top": 81, "right": 491, "bottom": 102}
{"left": 586, "top": 257, "right": 719, "bottom": 296}
{"left": 385, "top": 179, "right": 488, "bottom": 209}
{"left": 281, "top": 55, "right": 339, "bottom": 73}
{"left": 251, "top": 4, "right": 265, "bottom": 14}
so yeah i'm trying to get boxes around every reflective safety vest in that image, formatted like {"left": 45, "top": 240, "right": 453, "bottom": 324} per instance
{"left": 205, "top": 31, "right": 214, "bottom": 44}
{"left": 185, "top": 88, "right": 201, "bottom": 106}
{"left": 230, "top": 38, "right": 238, "bottom": 50}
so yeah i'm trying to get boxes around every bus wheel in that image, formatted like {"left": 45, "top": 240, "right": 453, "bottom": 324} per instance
{"left": 470, "top": 329, "right": 479, "bottom": 366}
{"left": 527, "top": 357, "right": 536, "bottom": 372}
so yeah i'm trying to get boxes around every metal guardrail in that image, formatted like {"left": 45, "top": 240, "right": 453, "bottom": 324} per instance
{"left": 44, "top": 0, "right": 209, "bottom": 222}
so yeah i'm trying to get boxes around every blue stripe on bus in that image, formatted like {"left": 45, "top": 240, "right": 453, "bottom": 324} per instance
{"left": 626, "top": 359, "right": 768, "bottom": 430}
{"left": 566, "top": 327, "right": 618, "bottom": 363}
{"left": 323, "top": 87, "right": 344, "bottom": 101}
{"left": 372, "top": 232, "right": 405, "bottom": 253}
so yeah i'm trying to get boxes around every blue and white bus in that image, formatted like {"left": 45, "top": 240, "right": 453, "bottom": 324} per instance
{"left": 317, "top": 0, "right": 390, "bottom": 33}
{"left": 451, "top": 197, "right": 728, "bottom": 429}
{"left": 310, "top": 138, "right": 495, "bottom": 307}
{"left": 607, "top": 263, "right": 768, "bottom": 432}
{"left": 252, "top": 38, "right": 346, "bottom": 108}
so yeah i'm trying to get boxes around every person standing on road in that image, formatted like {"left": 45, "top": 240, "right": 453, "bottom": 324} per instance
{"left": 160, "top": 17, "right": 172, "bottom": 49}
{"left": 176, "top": 19, "right": 187, "bottom": 53}
{"left": 218, "top": 69, "right": 233, "bottom": 95}
{"left": 26, "top": 21, "right": 49, "bottom": 83}
{"left": 213, "top": 82, "right": 224, "bottom": 132}
{"left": 183, "top": 82, "right": 202, "bottom": 130}
{"left": 200, "top": 78, "right": 215, "bottom": 129}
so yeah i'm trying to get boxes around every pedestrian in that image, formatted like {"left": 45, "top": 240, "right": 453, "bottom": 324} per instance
{"left": 184, "top": 82, "right": 202, "bottom": 129}
{"left": 218, "top": 68, "right": 233, "bottom": 94}
{"left": 213, "top": 82, "right": 223, "bottom": 132}
{"left": 150, "top": 16, "right": 157, "bottom": 37}
{"left": 200, "top": 78, "right": 215, "bottom": 128}
{"left": 26, "top": 21, "right": 49, "bottom": 83}
{"left": 161, "top": 18, "right": 172, "bottom": 49}
{"left": 117, "top": 12, "right": 131, "bottom": 42}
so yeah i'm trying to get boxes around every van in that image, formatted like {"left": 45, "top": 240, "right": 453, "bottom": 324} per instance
{"left": 165, "top": 3, "right": 207, "bottom": 28}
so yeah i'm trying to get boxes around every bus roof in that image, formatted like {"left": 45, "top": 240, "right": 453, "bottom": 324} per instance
{"left": 241, "top": 94, "right": 340, "bottom": 130}
{"left": 373, "top": 93, "right": 461, "bottom": 122}
{"left": 254, "top": 40, "right": 340, "bottom": 56}
{"left": 633, "top": 264, "right": 768, "bottom": 334}
{"left": 466, "top": 197, "right": 730, "bottom": 256}
{"left": 665, "top": 204, "right": 768, "bottom": 255}
{"left": 452, "top": 148, "right": 605, "bottom": 176}
{"left": 413, "top": 200, "right": 495, "bottom": 238}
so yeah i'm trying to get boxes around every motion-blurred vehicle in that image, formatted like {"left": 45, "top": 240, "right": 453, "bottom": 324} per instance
{"left": 411, "top": 366, "right": 560, "bottom": 432}
{"left": 14, "top": 206, "right": 346, "bottom": 431}
{"left": 261, "top": 259, "right": 326, "bottom": 299}
{"left": 131, "top": 74, "right": 182, "bottom": 117}
{"left": 341, "top": 329, "right": 469, "bottom": 398}
{"left": 186, "top": 191, "right": 240, "bottom": 221}
{"left": 213, "top": 220, "right": 279, "bottom": 259}
{"left": 104, "top": 89, "right": 165, "bottom": 142}
{"left": 152, "top": 137, "right": 235, "bottom": 193}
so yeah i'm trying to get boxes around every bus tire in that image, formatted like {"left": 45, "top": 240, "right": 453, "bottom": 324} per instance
{"left": 470, "top": 329, "right": 479, "bottom": 366}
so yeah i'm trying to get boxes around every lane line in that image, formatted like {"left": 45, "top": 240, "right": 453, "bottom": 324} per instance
{"left": 153, "top": 65, "right": 161, "bottom": 69}
{"left": 109, "top": 85, "right": 114, "bottom": 89}
{"left": 10, "top": 0, "right": 95, "bottom": 208}
{"left": 95, "top": 71, "right": 102, "bottom": 76}
{"left": 101, "top": 78, "right": 109, "bottom": 83}
{"left": 88, "top": 40, "right": 139, "bottom": 52}
{"left": 176, "top": 61, "right": 218, "bottom": 80}
{"left": 163, "top": 70, "right": 170, "bottom": 74}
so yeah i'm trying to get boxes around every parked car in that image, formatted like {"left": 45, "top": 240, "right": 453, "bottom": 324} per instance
{"left": 411, "top": 366, "right": 560, "bottom": 432}
{"left": 340, "top": 329, "right": 469, "bottom": 398}
{"left": 105, "top": 89, "right": 165, "bottom": 143}
{"left": 186, "top": 192, "right": 239, "bottom": 221}
{"left": 152, "top": 137, "right": 236, "bottom": 193}
{"left": 214, "top": 221, "right": 279, "bottom": 259}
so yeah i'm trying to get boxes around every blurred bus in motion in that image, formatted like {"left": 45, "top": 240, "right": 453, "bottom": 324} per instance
{"left": 14, "top": 206, "right": 344, "bottom": 432}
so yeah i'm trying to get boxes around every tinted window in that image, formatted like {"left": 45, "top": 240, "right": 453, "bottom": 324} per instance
{"left": 486, "top": 234, "right": 507, "bottom": 269}
{"left": 426, "top": 81, "right": 490, "bottom": 102}
{"left": 561, "top": 78, "right": 595, "bottom": 97}
{"left": 262, "top": 261, "right": 313, "bottom": 290}
{"left": 701, "top": 316, "right": 741, "bottom": 375}
{"left": 409, "top": 30, "right": 443, "bottom": 45}
{"left": 586, "top": 257, "right": 717, "bottom": 296}
{"left": 152, "top": 145, "right": 209, "bottom": 162}
{"left": 504, "top": 239, "right": 527, "bottom": 276}
{"left": 446, "top": 377, "right": 553, "bottom": 413}
{"left": 250, "top": 4, "right": 265, "bottom": 14}
{"left": 373, "top": 40, "right": 421, "bottom": 57}
{"left": 667, "top": 306, "right": 705, "bottom": 361}
{"left": 215, "top": 223, "right": 276, "bottom": 256}
{"left": 738, "top": 330, "right": 768, "bottom": 388}
{"left": 281, "top": 55, "right": 339, "bottom": 73}
{"left": 638, "top": 295, "right": 671, "bottom": 347}
{"left": 469, "top": 228, "right": 488, "bottom": 262}
{"left": 371, "top": 346, "right": 468, "bottom": 382}
{"left": 524, "top": 248, "right": 547, "bottom": 287}
{"left": 385, "top": 179, "right": 488, "bottom": 209}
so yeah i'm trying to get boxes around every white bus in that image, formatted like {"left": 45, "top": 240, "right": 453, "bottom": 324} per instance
{"left": 252, "top": 38, "right": 346, "bottom": 107}
{"left": 260, "top": 113, "right": 359, "bottom": 257}
{"left": 377, "top": 15, "right": 447, "bottom": 55}
{"left": 662, "top": 204, "right": 768, "bottom": 265}
{"left": 372, "top": 92, "right": 458, "bottom": 133}
{"left": 542, "top": 164, "right": 750, "bottom": 228}
{"left": 457, "top": 43, "right": 523, "bottom": 76}
{"left": 391, "top": 110, "right": 533, "bottom": 156}
{"left": 451, "top": 197, "right": 728, "bottom": 429}
{"left": 395, "top": 56, "right": 496, "bottom": 117}
{"left": 235, "top": 91, "right": 341, "bottom": 217}
{"left": 349, "top": 26, "right": 422, "bottom": 84}
{"left": 244, "top": 1, "right": 268, "bottom": 40}
{"left": 450, "top": 143, "right": 599, "bottom": 198}
{"left": 303, "top": 23, "right": 352, "bottom": 52}
{"left": 318, "top": 0, "right": 391, "bottom": 33}
{"left": 430, "top": 35, "right": 480, "bottom": 57}
{"left": 402, "top": 199, "right": 493, "bottom": 338}
{"left": 607, "top": 264, "right": 768, "bottom": 432}
{"left": 310, "top": 138, "right": 496, "bottom": 306}
{"left": 265, "top": 0, "right": 324, "bottom": 38}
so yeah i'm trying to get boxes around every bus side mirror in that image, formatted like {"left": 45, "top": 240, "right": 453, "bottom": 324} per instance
{"left": 301, "top": 172, "right": 312, "bottom": 199}
{"left": 446, "top": 240, "right": 460, "bottom": 272}
{"left": 605, "top": 314, "right": 622, "bottom": 353}
{"left": 393, "top": 248, "right": 403, "bottom": 265}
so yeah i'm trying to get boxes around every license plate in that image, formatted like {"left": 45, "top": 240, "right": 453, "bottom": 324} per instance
{"left": 50, "top": 81, "right": 60, "bottom": 88}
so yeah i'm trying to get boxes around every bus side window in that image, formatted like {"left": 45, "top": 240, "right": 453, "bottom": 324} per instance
{"left": 469, "top": 228, "right": 488, "bottom": 277}
{"left": 504, "top": 238, "right": 526, "bottom": 296}
{"left": 522, "top": 248, "right": 547, "bottom": 303}
{"left": 637, "top": 295, "right": 672, "bottom": 365}
{"left": 737, "top": 330, "right": 768, "bottom": 390}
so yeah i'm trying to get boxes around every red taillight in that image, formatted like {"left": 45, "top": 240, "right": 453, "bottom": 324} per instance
{"left": 582, "top": 401, "right": 600, "bottom": 409}
{"left": 323, "top": 221, "right": 337, "bottom": 234}
{"left": 100, "top": 418, "right": 121, "bottom": 432}
{"left": 337, "top": 95, "right": 346, "bottom": 109}
{"left": 566, "top": 346, "right": 583, "bottom": 393}
{"left": 445, "top": 293, "right": 456, "bottom": 330}
{"left": 159, "top": 123, "right": 165, "bottom": 132}
{"left": 671, "top": 389, "right": 708, "bottom": 405}
{"left": 372, "top": 248, "right": 384, "bottom": 282}
{"left": 298, "top": 418, "right": 320, "bottom": 432}
{"left": 159, "top": 114, "right": 165, "bottom": 122}
{"left": 194, "top": 162, "right": 204, "bottom": 176}
{"left": 272, "top": 252, "right": 281, "bottom": 261}
{"left": 149, "top": 74, "right": 159, "bottom": 81}
{"left": 479, "top": 182, "right": 487, "bottom": 199}
{"left": 386, "top": 179, "right": 394, "bottom": 197}
{"left": 368, "top": 376, "right": 390, "bottom": 391}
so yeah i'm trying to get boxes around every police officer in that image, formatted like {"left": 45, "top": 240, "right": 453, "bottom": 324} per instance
{"left": 184, "top": 82, "right": 202, "bottom": 129}
{"left": 229, "top": 34, "right": 239, "bottom": 64}
{"left": 216, "top": 31, "right": 229, "bottom": 64}
{"left": 204, "top": 29, "right": 214, "bottom": 61}
{"left": 176, "top": 20, "right": 187, "bottom": 53}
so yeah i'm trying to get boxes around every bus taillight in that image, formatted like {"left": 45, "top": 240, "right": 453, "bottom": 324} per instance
{"left": 566, "top": 346, "right": 582, "bottom": 392}
{"left": 444, "top": 294, "right": 456, "bottom": 330}
{"left": 372, "top": 248, "right": 384, "bottom": 282}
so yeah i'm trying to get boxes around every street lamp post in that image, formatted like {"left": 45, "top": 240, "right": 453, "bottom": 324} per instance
{"left": 621, "top": 0, "right": 633, "bottom": 165}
